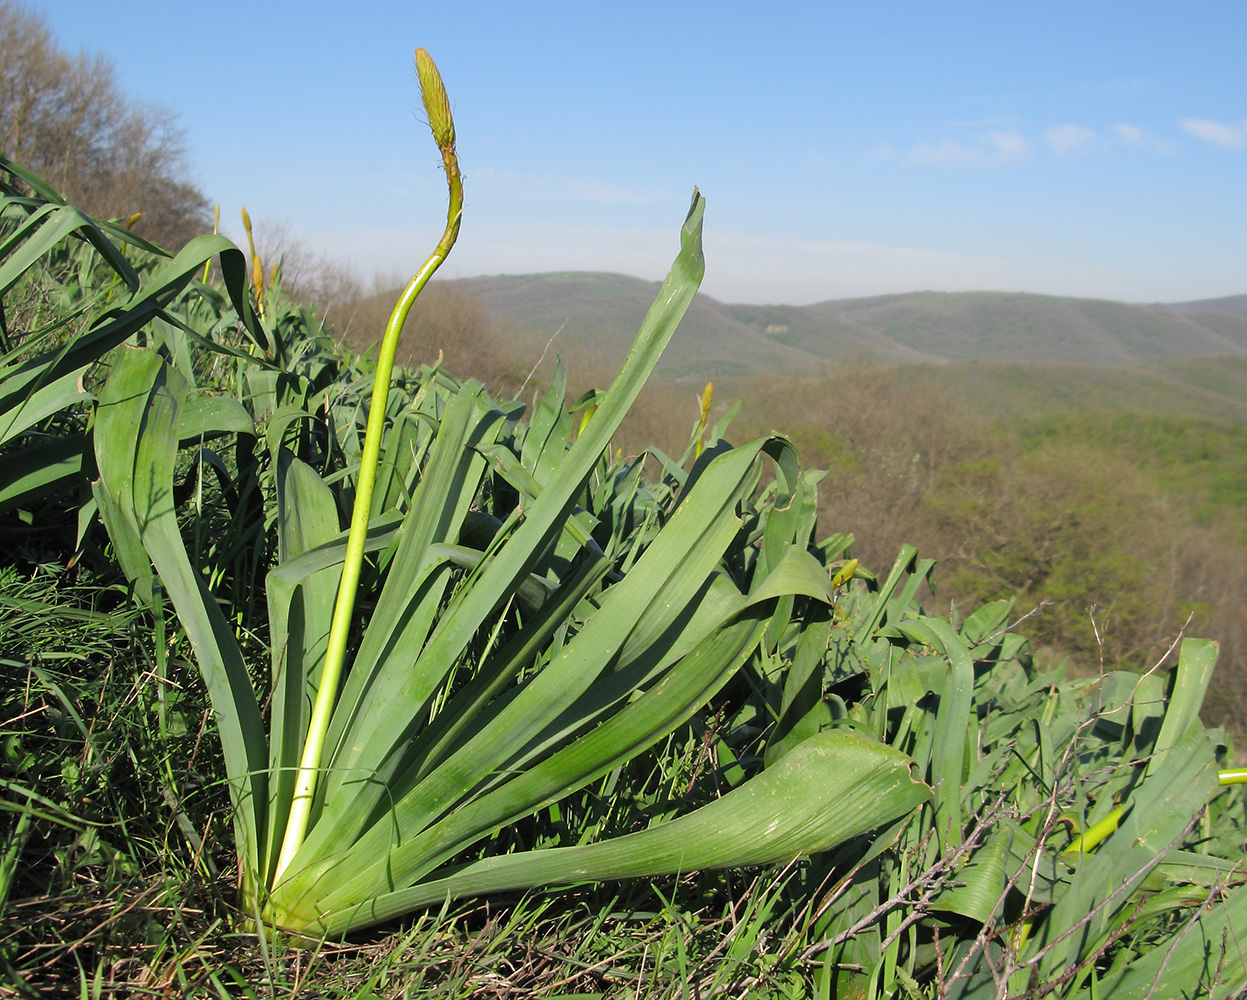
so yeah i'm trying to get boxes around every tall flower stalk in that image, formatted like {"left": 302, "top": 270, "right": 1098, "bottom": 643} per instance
{"left": 271, "top": 49, "right": 463, "bottom": 884}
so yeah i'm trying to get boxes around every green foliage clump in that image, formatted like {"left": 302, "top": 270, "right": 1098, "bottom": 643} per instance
{"left": 735, "top": 366, "right": 1247, "bottom": 741}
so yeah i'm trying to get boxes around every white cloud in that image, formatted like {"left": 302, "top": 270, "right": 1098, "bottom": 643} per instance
{"left": 906, "top": 130, "right": 1029, "bottom": 168}
{"left": 1045, "top": 124, "right": 1097, "bottom": 156}
{"left": 1180, "top": 118, "right": 1245, "bottom": 149}
{"left": 988, "top": 130, "right": 1029, "bottom": 161}
{"left": 1110, "top": 123, "right": 1177, "bottom": 154}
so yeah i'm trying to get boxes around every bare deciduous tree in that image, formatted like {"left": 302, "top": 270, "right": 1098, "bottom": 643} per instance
{"left": 0, "top": 1, "right": 210, "bottom": 247}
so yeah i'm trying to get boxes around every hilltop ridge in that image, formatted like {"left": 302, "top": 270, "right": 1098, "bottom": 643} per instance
{"left": 452, "top": 273, "right": 1247, "bottom": 377}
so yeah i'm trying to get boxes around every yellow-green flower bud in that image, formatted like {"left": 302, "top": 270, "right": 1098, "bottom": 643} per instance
{"left": 415, "top": 48, "right": 456, "bottom": 150}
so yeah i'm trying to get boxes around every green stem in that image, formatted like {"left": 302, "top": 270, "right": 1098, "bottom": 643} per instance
{"left": 1061, "top": 803, "right": 1124, "bottom": 856}
{"left": 272, "top": 49, "right": 462, "bottom": 887}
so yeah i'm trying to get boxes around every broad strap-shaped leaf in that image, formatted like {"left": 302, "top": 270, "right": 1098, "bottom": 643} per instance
{"left": 1037, "top": 722, "right": 1219, "bottom": 980}
{"left": 0, "top": 368, "right": 93, "bottom": 447}
{"left": 296, "top": 729, "right": 931, "bottom": 936}
{"left": 313, "top": 383, "right": 504, "bottom": 813}
{"left": 0, "top": 435, "right": 88, "bottom": 513}
{"left": 887, "top": 617, "right": 975, "bottom": 853}
{"left": 269, "top": 540, "right": 844, "bottom": 928}
{"left": 1093, "top": 881, "right": 1247, "bottom": 1000}
{"left": 261, "top": 452, "right": 343, "bottom": 886}
{"left": 93, "top": 347, "right": 268, "bottom": 897}
{"left": 281, "top": 435, "right": 777, "bottom": 886}
{"left": 1146, "top": 637, "right": 1219, "bottom": 778}
{"left": 0, "top": 200, "right": 139, "bottom": 297}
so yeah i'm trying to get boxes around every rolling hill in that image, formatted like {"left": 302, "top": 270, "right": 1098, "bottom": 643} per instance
{"left": 456, "top": 273, "right": 1247, "bottom": 377}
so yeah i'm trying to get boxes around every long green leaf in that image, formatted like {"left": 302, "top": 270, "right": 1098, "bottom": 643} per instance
{"left": 262, "top": 452, "right": 343, "bottom": 886}
{"left": 94, "top": 347, "right": 268, "bottom": 898}
{"left": 1147, "top": 637, "right": 1219, "bottom": 779}
{"left": 291, "top": 729, "right": 930, "bottom": 935}
{"left": 889, "top": 618, "right": 974, "bottom": 853}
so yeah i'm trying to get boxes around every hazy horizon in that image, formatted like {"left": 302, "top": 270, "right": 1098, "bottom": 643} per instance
{"left": 410, "top": 268, "right": 1246, "bottom": 311}
{"left": 36, "top": 0, "right": 1247, "bottom": 307}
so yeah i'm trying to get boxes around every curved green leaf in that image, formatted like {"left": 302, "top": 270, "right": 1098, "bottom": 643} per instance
{"left": 288, "top": 729, "right": 930, "bottom": 935}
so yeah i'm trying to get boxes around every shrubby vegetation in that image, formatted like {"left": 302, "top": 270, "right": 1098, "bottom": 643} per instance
{"left": 734, "top": 369, "right": 1247, "bottom": 738}
{"left": 0, "top": 1, "right": 209, "bottom": 248}
{"left": 316, "top": 280, "right": 1247, "bottom": 740}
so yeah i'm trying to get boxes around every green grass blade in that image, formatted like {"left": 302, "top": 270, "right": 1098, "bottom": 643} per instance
{"left": 1147, "top": 637, "right": 1219, "bottom": 779}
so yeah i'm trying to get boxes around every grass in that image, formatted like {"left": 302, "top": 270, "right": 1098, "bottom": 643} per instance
{"left": 7, "top": 544, "right": 1247, "bottom": 997}
{"left": 0, "top": 563, "right": 831, "bottom": 998}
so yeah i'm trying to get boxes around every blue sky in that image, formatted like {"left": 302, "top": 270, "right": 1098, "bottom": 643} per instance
{"left": 35, "top": 1, "right": 1247, "bottom": 305}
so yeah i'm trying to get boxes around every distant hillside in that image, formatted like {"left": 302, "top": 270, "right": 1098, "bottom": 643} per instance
{"left": 462, "top": 273, "right": 818, "bottom": 378}
{"left": 1166, "top": 294, "right": 1247, "bottom": 318}
{"left": 885, "top": 356, "right": 1247, "bottom": 426}
{"left": 459, "top": 273, "right": 1247, "bottom": 376}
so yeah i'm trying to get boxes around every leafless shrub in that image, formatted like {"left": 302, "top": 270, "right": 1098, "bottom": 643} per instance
{"left": 0, "top": 1, "right": 211, "bottom": 247}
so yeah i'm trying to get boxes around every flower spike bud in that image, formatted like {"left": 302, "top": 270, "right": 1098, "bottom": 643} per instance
{"left": 415, "top": 48, "right": 456, "bottom": 151}
{"left": 698, "top": 382, "right": 713, "bottom": 424}
{"left": 694, "top": 381, "right": 713, "bottom": 457}
{"left": 252, "top": 252, "right": 266, "bottom": 317}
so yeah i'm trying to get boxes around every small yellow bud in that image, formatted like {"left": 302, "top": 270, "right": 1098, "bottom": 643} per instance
{"left": 831, "top": 559, "right": 859, "bottom": 589}
{"left": 252, "top": 253, "right": 265, "bottom": 309}
{"left": 240, "top": 207, "right": 264, "bottom": 310}
{"left": 415, "top": 48, "right": 456, "bottom": 150}
{"left": 577, "top": 401, "right": 599, "bottom": 438}
{"left": 124, "top": 212, "right": 141, "bottom": 230}
{"left": 694, "top": 381, "right": 713, "bottom": 457}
